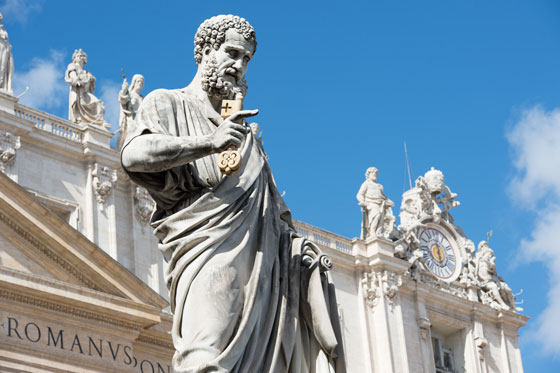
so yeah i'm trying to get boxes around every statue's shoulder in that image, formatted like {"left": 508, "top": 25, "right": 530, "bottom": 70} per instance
{"left": 65, "top": 62, "right": 78, "bottom": 72}
{"left": 143, "top": 88, "right": 179, "bottom": 106}
{"left": 145, "top": 88, "right": 190, "bottom": 102}
{"left": 143, "top": 88, "right": 196, "bottom": 110}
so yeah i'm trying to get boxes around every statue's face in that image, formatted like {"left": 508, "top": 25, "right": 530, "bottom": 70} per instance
{"left": 134, "top": 78, "right": 144, "bottom": 92}
{"left": 367, "top": 170, "right": 378, "bottom": 182}
{"left": 212, "top": 29, "right": 255, "bottom": 83}
{"left": 74, "top": 53, "right": 87, "bottom": 66}
{"left": 200, "top": 29, "right": 254, "bottom": 99}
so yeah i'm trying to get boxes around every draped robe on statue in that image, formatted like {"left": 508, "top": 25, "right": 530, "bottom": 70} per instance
{"left": 122, "top": 89, "right": 345, "bottom": 373}
{"left": 65, "top": 63, "right": 105, "bottom": 125}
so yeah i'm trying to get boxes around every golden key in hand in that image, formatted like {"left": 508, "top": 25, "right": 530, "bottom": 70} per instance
{"left": 218, "top": 96, "right": 244, "bottom": 176}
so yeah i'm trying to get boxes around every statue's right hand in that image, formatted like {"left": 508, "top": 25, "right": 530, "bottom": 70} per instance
{"left": 210, "top": 109, "right": 258, "bottom": 152}
{"left": 210, "top": 119, "right": 250, "bottom": 152}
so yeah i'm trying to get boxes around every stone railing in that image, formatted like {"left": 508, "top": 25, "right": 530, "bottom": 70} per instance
{"left": 293, "top": 220, "right": 353, "bottom": 255}
{"left": 14, "top": 104, "right": 83, "bottom": 143}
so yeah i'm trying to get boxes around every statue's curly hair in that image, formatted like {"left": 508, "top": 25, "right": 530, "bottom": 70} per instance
{"left": 194, "top": 15, "right": 256, "bottom": 65}
{"left": 72, "top": 49, "right": 87, "bottom": 62}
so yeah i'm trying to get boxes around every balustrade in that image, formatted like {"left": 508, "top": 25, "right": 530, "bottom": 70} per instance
{"left": 15, "top": 106, "right": 82, "bottom": 142}
{"left": 294, "top": 220, "right": 352, "bottom": 254}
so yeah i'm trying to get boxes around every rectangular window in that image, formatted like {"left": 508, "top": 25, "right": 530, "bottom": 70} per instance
{"left": 432, "top": 336, "right": 456, "bottom": 373}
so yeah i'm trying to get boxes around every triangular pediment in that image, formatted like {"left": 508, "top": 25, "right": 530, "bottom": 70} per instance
{"left": 0, "top": 173, "right": 168, "bottom": 316}
{"left": 0, "top": 228, "right": 57, "bottom": 278}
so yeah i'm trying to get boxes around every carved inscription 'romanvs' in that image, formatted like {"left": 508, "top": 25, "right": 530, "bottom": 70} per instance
{"left": 0, "top": 313, "right": 171, "bottom": 372}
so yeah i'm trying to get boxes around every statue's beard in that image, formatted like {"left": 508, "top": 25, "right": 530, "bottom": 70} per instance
{"left": 201, "top": 56, "right": 248, "bottom": 100}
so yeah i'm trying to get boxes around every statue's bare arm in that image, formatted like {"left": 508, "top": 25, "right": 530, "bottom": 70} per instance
{"left": 122, "top": 109, "right": 257, "bottom": 173}
{"left": 64, "top": 65, "right": 78, "bottom": 85}
{"left": 356, "top": 183, "right": 368, "bottom": 206}
{"left": 379, "top": 185, "right": 394, "bottom": 206}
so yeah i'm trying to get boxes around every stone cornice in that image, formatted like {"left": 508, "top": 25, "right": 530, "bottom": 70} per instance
{"left": 0, "top": 172, "right": 168, "bottom": 309}
{"left": 412, "top": 280, "right": 529, "bottom": 329}
{"left": 135, "top": 334, "right": 174, "bottom": 350}
{"left": 0, "top": 289, "right": 141, "bottom": 332}
{"left": 0, "top": 266, "right": 162, "bottom": 327}
{"left": 0, "top": 210, "right": 104, "bottom": 292}
{"left": 0, "top": 103, "right": 123, "bottom": 170}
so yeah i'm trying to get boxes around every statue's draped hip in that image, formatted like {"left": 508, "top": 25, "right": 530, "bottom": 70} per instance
{"left": 154, "top": 136, "right": 344, "bottom": 372}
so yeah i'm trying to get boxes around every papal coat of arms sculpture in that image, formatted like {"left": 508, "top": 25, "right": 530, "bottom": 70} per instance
{"left": 121, "top": 15, "right": 346, "bottom": 372}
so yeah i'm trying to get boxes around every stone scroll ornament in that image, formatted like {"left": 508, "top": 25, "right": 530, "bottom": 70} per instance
{"left": 218, "top": 95, "right": 244, "bottom": 175}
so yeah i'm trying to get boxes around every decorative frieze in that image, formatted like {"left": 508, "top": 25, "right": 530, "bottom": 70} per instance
{"left": 362, "top": 270, "right": 381, "bottom": 310}
{"left": 417, "top": 272, "right": 469, "bottom": 300}
{"left": 91, "top": 163, "right": 117, "bottom": 207}
{"left": 136, "top": 334, "right": 174, "bottom": 350}
{"left": 382, "top": 270, "right": 402, "bottom": 304}
{"left": 362, "top": 269, "right": 403, "bottom": 310}
{"left": 0, "top": 290, "right": 139, "bottom": 331}
{"left": 0, "top": 131, "right": 20, "bottom": 173}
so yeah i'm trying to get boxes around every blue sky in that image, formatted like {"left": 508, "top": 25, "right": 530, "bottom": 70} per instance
{"left": 3, "top": 0, "right": 560, "bottom": 370}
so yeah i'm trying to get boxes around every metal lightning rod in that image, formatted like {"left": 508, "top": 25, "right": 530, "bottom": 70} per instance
{"left": 404, "top": 141, "right": 413, "bottom": 190}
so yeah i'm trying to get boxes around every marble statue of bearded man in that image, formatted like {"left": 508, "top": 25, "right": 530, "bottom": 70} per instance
{"left": 121, "top": 15, "right": 345, "bottom": 373}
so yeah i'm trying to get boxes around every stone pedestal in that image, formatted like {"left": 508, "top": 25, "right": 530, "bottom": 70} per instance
{"left": 82, "top": 124, "right": 113, "bottom": 149}
{"left": 0, "top": 91, "right": 16, "bottom": 115}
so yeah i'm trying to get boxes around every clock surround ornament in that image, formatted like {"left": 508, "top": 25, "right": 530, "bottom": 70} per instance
{"left": 419, "top": 224, "right": 462, "bottom": 283}
{"left": 391, "top": 167, "right": 521, "bottom": 312}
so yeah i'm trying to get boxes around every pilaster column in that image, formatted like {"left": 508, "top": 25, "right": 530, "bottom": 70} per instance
{"left": 415, "top": 290, "right": 435, "bottom": 372}
{"left": 498, "top": 315, "right": 512, "bottom": 373}
{"left": 468, "top": 314, "right": 488, "bottom": 373}
{"left": 90, "top": 163, "right": 118, "bottom": 258}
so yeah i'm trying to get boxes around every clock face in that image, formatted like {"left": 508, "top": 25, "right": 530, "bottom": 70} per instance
{"left": 419, "top": 228, "right": 461, "bottom": 282}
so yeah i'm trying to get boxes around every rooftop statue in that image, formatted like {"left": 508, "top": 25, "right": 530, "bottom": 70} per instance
{"left": 400, "top": 167, "right": 460, "bottom": 230}
{"left": 65, "top": 49, "right": 107, "bottom": 128}
{"left": 472, "top": 241, "right": 521, "bottom": 311}
{"left": 121, "top": 15, "right": 345, "bottom": 372}
{"left": 356, "top": 167, "right": 395, "bottom": 239}
{"left": 118, "top": 73, "right": 144, "bottom": 149}
{"left": 0, "top": 12, "right": 13, "bottom": 95}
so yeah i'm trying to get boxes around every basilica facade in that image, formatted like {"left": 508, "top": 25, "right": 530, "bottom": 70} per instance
{"left": 0, "top": 20, "right": 527, "bottom": 373}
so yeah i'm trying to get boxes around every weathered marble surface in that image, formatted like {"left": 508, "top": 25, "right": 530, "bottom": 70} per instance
{"left": 0, "top": 13, "right": 13, "bottom": 95}
{"left": 65, "top": 49, "right": 107, "bottom": 127}
{"left": 121, "top": 15, "right": 345, "bottom": 372}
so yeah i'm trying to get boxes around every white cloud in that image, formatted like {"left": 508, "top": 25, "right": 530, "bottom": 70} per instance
{"left": 1, "top": 0, "right": 42, "bottom": 24}
{"left": 13, "top": 50, "right": 67, "bottom": 111}
{"left": 507, "top": 106, "right": 560, "bottom": 357}
{"left": 99, "top": 80, "right": 121, "bottom": 133}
